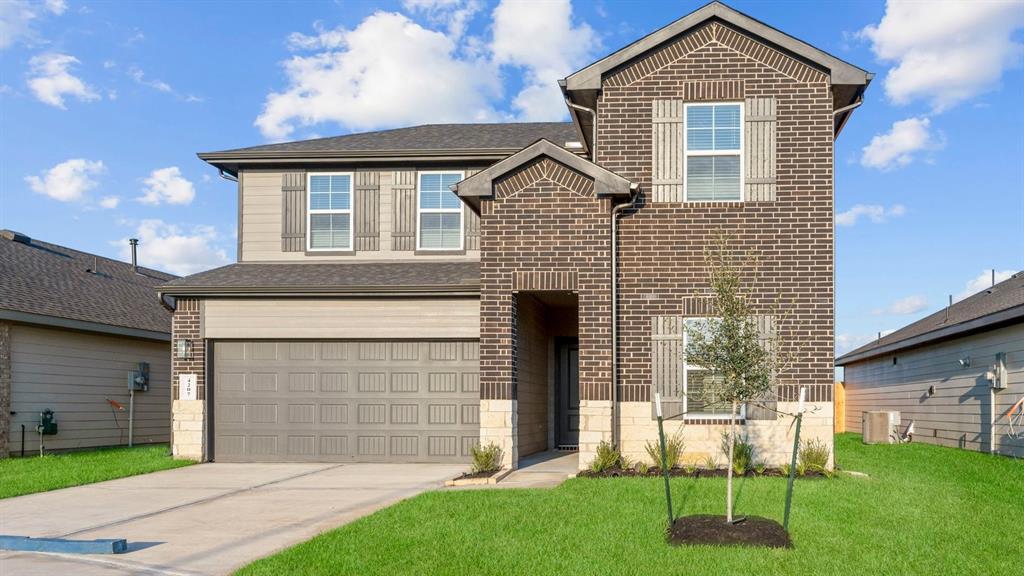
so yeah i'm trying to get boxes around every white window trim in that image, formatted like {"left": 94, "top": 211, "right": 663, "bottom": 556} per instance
{"left": 682, "top": 101, "right": 744, "bottom": 203}
{"left": 683, "top": 317, "right": 747, "bottom": 420}
{"left": 306, "top": 171, "right": 354, "bottom": 252}
{"left": 416, "top": 170, "right": 465, "bottom": 251}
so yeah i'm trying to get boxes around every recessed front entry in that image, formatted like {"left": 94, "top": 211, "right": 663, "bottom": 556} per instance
{"left": 556, "top": 337, "right": 580, "bottom": 449}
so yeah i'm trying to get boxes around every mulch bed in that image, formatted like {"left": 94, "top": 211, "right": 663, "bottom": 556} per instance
{"left": 669, "top": 515, "right": 792, "bottom": 548}
{"left": 577, "top": 467, "right": 826, "bottom": 479}
{"left": 453, "top": 469, "right": 499, "bottom": 481}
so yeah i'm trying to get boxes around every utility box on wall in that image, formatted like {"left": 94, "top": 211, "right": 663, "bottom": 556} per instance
{"left": 863, "top": 410, "right": 900, "bottom": 444}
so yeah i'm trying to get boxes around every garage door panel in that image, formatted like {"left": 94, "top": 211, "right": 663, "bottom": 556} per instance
{"left": 214, "top": 340, "right": 479, "bottom": 463}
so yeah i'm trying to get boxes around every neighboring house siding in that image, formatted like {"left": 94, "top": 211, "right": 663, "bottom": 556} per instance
{"left": 202, "top": 298, "right": 480, "bottom": 340}
{"left": 844, "top": 323, "right": 1024, "bottom": 457}
{"left": 599, "top": 21, "right": 835, "bottom": 412}
{"left": 239, "top": 167, "right": 482, "bottom": 262}
{"left": 7, "top": 324, "right": 171, "bottom": 454}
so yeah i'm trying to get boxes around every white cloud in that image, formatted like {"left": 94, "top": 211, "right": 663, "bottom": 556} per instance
{"left": 129, "top": 66, "right": 172, "bottom": 93}
{"left": 99, "top": 196, "right": 120, "bottom": 209}
{"left": 491, "top": 0, "right": 599, "bottom": 120}
{"left": 835, "top": 203, "right": 906, "bottom": 227}
{"left": 861, "top": 117, "right": 943, "bottom": 170}
{"left": 402, "top": 0, "right": 482, "bottom": 39}
{"left": 955, "top": 269, "right": 1015, "bottom": 302}
{"left": 138, "top": 167, "right": 196, "bottom": 205}
{"left": 0, "top": 0, "right": 65, "bottom": 49}
{"left": 26, "top": 53, "right": 99, "bottom": 108}
{"left": 118, "top": 220, "right": 230, "bottom": 276}
{"left": 25, "top": 158, "right": 105, "bottom": 202}
{"left": 44, "top": 0, "right": 67, "bottom": 16}
{"left": 860, "top": 0, "right": 1024, "bottom": 112}
{"left": 872, "top": 295, "right": 928, "bottom": 316}
{"left": 257, "top": 11, "right": 501, "bottom": 141}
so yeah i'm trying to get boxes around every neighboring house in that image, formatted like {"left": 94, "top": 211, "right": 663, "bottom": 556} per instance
{"left": 162, "top": 2, "right": 870, "bottom": 469}
{"left": 0, "top": 230, "right": 176, "bottom": 457}
{"left": 837, "top": 273, "right": 1024, "bottom": 457}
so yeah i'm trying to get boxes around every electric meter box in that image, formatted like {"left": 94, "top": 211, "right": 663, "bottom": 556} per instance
{"left": 129, "top": 362, "right": 150, "bottom": 392}
{"left": 38, "top": 409, "right": 58, "bottom": 435}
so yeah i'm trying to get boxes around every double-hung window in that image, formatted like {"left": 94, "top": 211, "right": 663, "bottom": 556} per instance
{"left": 307, "top": 173, "right": 353, "bottom": 251}
{"left": 684, "top": 318, "right": 745, "bottom": 419}
{"left": 684, "top": 103, "right": 743, "bottom": 202}
{"left": 418, "top": 171, "right": 464, "bottom": 250}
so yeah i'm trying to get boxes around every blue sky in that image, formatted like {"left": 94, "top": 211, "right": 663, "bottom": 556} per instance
{"left": 1, "top": 0, "right": 1022, "bottom": 359}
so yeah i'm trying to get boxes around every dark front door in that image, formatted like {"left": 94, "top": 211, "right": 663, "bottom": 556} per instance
{"left": 556, "top": 338, "right": 580, "bottom": 448}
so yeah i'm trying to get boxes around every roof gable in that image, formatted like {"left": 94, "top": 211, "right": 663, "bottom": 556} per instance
{"left": 564, "top": 1, "right": 870, "bottom": 91}
{"left": 452, "top": 139, "right": 634, "bottom": 213}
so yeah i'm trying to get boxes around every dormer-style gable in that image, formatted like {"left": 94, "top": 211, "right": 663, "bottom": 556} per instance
{"left": 453, "top": 139, "right": 634, "bottom": 213}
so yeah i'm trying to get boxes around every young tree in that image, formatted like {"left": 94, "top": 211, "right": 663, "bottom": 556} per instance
{"left": 686, "top": 234, "right": 784, "bottom": 523}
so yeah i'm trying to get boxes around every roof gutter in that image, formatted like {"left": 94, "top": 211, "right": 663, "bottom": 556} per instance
{"left": 157, "top": 286, "right": 481, "bottom": 298}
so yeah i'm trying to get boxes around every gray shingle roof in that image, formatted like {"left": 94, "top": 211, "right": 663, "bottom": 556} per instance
{"left": 160, "top": 261, "right": 479, "bottom": 295}
{"left": 201, "top": 122, "right": 579, "bottom": 156}
{"left": 837, "top": 271, "right": 1024, "bottom": 364}
{"left": 0, "top": 230, "right": 176, "bottom": 335}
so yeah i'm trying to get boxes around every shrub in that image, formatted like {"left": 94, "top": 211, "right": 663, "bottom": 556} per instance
{"left": 720, "top": 432, "right": 755, "bottom": 475}
{"left": 702, "top": 454, "right": 719, "bottom": 471}
{"left": 753, "top": 460, "right": 768, "bottom": 475}
{"left": 589, "top": 441, "right": 624, "bottom": 473}
{"left": 636, "top": 461, "right": 650, "bottom": 475}
{"left": 644, "top": 430, "right": 685, "bottom": 469}
{"left": 683, "top": 463, "right": 697, "bottom": 475}
{"left": 470, "top": 442, "right": 504, "bottom": 474}
{"left": 799, "top": 438, "right": 832, "bottom": 476}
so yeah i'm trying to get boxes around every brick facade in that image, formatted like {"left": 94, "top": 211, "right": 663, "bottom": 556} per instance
{"left": 601, "top": 21, "right": 835, "bottom": 409}
{"left": 476, "top": 20, "right": 836, "bottom": 468}
{"left": 171, "top": 297, "right": 206, "bottom": 460}
{"left": 479, "top": 157, "right": 613, "bottom": 404}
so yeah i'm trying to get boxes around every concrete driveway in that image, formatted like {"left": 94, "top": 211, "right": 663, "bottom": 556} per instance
{"left": 0, "top": 462, "right": 464, "bottom": 576}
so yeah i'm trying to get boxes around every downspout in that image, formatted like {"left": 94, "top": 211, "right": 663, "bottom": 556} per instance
{"left": 610, "top": 183, "right": 639, "bottom": 448}
{"left": 565, "top": 98, "right": 598, "bottom": 160}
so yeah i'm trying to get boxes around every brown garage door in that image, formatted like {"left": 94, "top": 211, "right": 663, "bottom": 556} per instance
{"left": 212, "top": 340, "right": 480, "bottom": 463}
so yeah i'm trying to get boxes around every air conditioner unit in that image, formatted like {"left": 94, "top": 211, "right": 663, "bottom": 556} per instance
{"left": 862, "top": 411, "right": 901, "bottom": 444}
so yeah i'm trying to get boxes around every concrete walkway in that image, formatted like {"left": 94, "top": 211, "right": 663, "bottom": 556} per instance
{"left": 0, "top": 461, "right": 464, "bottom": 576}
{"left": 495, "top": 451, "right": 578, "bottom": 488}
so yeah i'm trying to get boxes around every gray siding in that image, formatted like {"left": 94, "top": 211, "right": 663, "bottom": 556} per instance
{"left": 8, "top": 325, "right": 171, "bottom": 453}
{"left": 239, "top": 168, "right": 481, "bottom": 262}
{"left": 843, "top": 322, "right": 1024, "bottom": 457}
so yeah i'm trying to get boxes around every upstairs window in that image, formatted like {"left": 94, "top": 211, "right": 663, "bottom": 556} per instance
{"left": 418, "top": 171, "right": 464, "bottom": 250}
{"left": 684, "top": 103, "right": 743, "bottom": 202}
{"left": 308, "top": 173, "right": 353, "bottom": 251}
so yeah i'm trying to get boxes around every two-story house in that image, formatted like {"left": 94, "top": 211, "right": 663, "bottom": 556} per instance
{"left": 160, "top": 2, "right": 871, "bottom": 470}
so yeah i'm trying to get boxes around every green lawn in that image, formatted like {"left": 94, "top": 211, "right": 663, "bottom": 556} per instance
{"left": 0, "top": 443, "right": 193, "bottom": 499}
{"left": 238, "top": 434, "right": 1023, "bottom": 576}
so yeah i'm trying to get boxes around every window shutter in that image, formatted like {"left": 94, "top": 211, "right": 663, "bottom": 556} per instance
{"left": 651, "top": 315, "right": 685, "bottom": 419}
{"left": 744, "top": 97, "right": 776, "bottom": 201}
{"left": 745, "top": 315, "right": 778, "bottom": 420}
{"left": 391, "top": 169, "right": 417, "bottom": 251}
{"left": 651, "top": 100, "right": 684, "bottom": 203}
{"left": 354, "top": 170, "right": 380, "bottom": 251}
{"left": 464, "top": 168, "right": 480, "bottom": 250}
{"left": 281, "top": 171, "right": 306, "bottom": 252}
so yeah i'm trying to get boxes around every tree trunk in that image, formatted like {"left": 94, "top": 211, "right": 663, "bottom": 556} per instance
{"left": 726, "top": 401, "right": 737, "bottom": 523}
